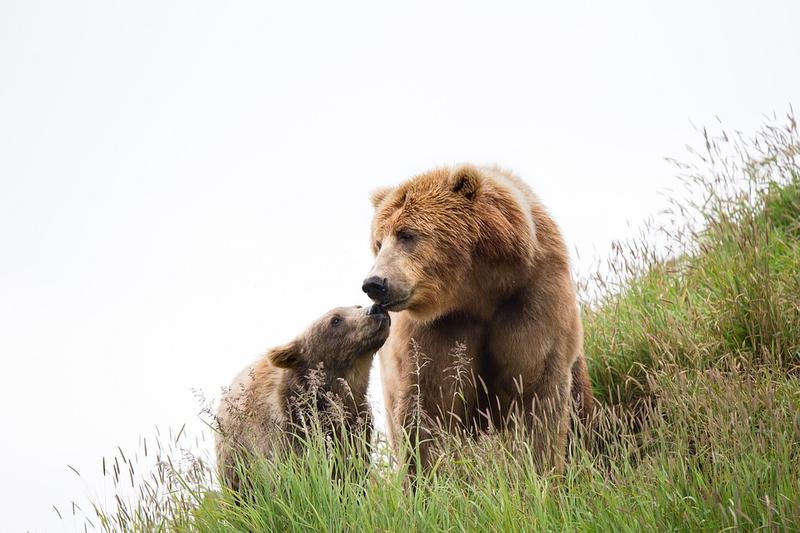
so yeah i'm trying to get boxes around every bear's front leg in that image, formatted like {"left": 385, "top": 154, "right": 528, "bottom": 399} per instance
{"left": 525, "top": 369, "right": 572, "bottom": 475}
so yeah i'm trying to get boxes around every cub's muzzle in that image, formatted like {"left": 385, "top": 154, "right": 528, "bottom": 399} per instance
{"left": 366, "top": 303, "right": 389, "bottom": 318}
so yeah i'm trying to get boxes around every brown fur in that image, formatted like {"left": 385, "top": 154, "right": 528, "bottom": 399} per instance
{"left": 366, "top": 165, "right": 595, "bottom": 474}
{"left": 214, "top": 306, "right": 389, "bottom": 491}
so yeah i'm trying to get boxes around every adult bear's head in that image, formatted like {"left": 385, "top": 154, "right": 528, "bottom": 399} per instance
{"left": 363, "top": 165, "right": 537, "bottom": 321}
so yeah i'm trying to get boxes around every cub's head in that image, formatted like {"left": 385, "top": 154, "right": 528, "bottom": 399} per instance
{"left": 363, "top": 165, "right": 532, "bottom": 320}
{"left": 268, "top": 305, "right": 390, "bottom": 375}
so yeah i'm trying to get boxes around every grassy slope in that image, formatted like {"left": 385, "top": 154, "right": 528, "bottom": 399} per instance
{"left": 92, "top": 117, "right": 800, "bottom": 532}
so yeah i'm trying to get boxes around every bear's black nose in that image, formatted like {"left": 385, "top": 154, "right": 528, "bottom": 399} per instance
{"left": 362, "top": 276, "right": 388, "bottom": 301}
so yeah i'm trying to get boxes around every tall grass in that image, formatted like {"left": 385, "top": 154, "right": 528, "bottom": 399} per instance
{"left": 73, "top": 112, "right": 800, "bottom": 532}
{"left": 584, "top": 113, "right": 800, "bottom": 409}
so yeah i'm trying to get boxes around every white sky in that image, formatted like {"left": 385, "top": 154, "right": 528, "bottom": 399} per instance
{"left": 1, "top": 1, "right": 798, "bottom": 530}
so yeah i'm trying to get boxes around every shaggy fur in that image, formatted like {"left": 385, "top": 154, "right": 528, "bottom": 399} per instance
{"left": 214, "top": 306, "right": 389, "bottom": 491}
{"left": 366, "top": 165, "right": 594, "bottom": 474}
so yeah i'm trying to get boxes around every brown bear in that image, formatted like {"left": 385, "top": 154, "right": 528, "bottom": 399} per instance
{"left": 363, "top": 164, "right": 594, "bottom": 475}
{"left": 214, "top": 305, "right": 390, "bottom": 491}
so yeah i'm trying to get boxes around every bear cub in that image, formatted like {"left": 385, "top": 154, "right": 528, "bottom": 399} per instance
{"left": 215, "top": 304, "right": 390, "bottom": 491}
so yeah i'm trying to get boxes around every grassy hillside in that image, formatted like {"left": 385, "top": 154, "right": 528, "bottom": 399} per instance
{"left": 87, "top": 115, "right": 799, "bottom": 532}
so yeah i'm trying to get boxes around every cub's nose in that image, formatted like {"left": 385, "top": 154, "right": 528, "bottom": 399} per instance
{"left": 366, "top": 303, "right": 388, "bottom": 317}
{"left": 361, "top": 276, "right": 388, "bottom": 301}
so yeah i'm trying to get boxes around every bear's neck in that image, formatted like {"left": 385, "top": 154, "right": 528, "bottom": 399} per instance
{"left": 421, "top": 258, "right": 532, "bottom": 323}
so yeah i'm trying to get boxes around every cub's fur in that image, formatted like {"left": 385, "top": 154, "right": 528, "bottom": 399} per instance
{"left": 215, "top": 305, "right": 389, "bottom": 491}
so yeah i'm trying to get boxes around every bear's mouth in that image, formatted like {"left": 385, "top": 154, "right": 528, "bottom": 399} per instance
{"left": 381, "top": 297, "right": 410, "bottom": 311}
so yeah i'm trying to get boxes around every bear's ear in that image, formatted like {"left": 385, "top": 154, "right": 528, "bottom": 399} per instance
{"left": 370, "top": 186, "right": 393, "bottom": 208}
{"left": 268, "top": 340, "right": 301, "bottom": 369}
{"left": 449, "top": 165, "right": 482, "bottom": 200}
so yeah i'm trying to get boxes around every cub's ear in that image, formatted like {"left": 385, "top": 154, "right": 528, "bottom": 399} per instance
{"left": 449, "top": 165, "right": 482, "bottom": 200}
{"left": 268, "top": 340, "right": 301, "bottom": 369}
{"left": 370, "top": 186, "right": 393, "bottom": 208}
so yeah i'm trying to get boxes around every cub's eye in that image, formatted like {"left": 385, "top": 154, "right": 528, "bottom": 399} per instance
{"left": 330, "top": 316, "right": 343, "bottom": 327}
{"left": 375, "top": 240, "right": 382, "bottom": 251}
{"left": 396, "top": 229, "right": 415, "bottom": 242}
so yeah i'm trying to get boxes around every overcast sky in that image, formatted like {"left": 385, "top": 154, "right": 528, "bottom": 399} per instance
{"left": 1, "top": 1, "right": 798, "bottom": 530}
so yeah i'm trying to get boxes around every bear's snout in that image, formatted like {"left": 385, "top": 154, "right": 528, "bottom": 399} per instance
{"left": 361, "top": 275, "right": 388, "bottom": 301}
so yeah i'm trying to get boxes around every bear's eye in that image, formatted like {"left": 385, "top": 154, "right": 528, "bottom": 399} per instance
{"left": 375, "top": 240, "right": 382, "bottom": 251}
{"left": 330, "top": 316, "right": 343, "bottom": 328}
{"left": 396, "top": 229, "right": 415, "bottom": 243}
